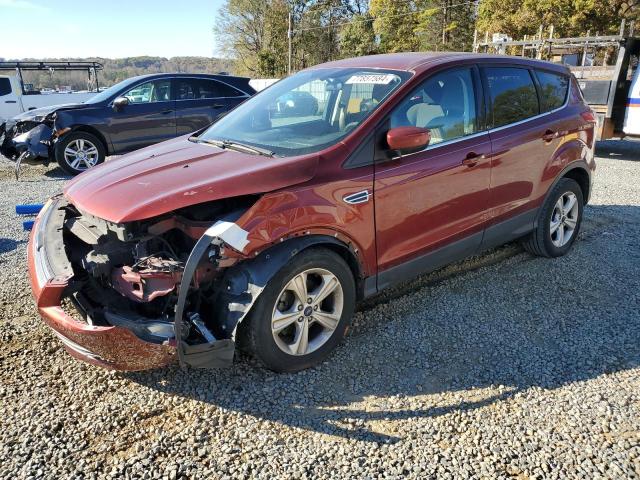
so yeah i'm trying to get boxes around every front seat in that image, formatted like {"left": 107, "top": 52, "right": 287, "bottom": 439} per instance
{"left": 406, "top": 94, "right": 443, "bottom": 128}
{"left": 406, "top": 92, "right": 445, "bottom": 142}
{"left": 424, "top": 77, "right": 466, "bottom": 141}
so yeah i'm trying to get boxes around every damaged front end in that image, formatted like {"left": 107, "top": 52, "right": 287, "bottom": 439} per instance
{"left": 1, "top": 113, "right": 56, "bottom": 179}
{"left": 28, "top": 194, "right": 268, "bottom": 370}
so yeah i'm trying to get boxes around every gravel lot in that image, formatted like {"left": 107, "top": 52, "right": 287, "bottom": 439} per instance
{"left": 1, "top": 143, "right": 639, "bottom": 479}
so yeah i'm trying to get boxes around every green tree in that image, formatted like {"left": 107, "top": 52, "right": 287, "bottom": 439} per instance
{"left": 370, "top": 0, "right": 421, "bottom": 52}
{"left": 215, "top": 0, "right": 289, "bottom": 76}
{"left": 291, "top": 0, "right": 360, "bottom": 68}
{"left": 414, "top": 0, "right": 476, "bottom": 52}
{"left": 339, "top": 13, "right": 378, "bottom": 57}
{"left": 477, "top": 0, "right": 639, "bottom": 38}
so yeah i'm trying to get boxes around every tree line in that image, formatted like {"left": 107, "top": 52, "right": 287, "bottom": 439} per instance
{"left": 215, "top": 0, "right": 640, "bottom": 76}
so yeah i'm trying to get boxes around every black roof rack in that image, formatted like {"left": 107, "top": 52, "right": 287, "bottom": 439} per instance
{"left": 0, "top": 61, "right": 103, "bottom": 71}
{"left": 0, "top": 61, "right": 103, "bottom": 93}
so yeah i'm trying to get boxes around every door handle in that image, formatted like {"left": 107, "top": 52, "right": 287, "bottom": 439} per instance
{"left": 161, "top": 109, "right": 173, "bottom": 114}
{"left": 462, "top": 152, "right": 485, "bottom": 167}
{"left": 542, "top": 129, "right": 557, "bottom": 142}
{"left": 5, "top": 100, "right": 17, "bottom": 103}
{"left": 211, "top": 104, "right": 225, "bottom": 109}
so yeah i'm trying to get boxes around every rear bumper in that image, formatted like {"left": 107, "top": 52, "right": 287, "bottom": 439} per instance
{"left": 27, "top": 198, "right": 176, "bottom": 371}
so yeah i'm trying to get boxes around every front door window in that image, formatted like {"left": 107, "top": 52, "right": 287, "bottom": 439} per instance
{"left": 390, "top": 68, "right": 478, "bottom": 146}
{"left": 123, "top": 80, "right": 171, "bottom": 104}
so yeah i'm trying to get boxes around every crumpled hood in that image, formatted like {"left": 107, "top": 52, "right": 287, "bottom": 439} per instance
{"left": 64, "top": 135, "right": 319, "bottom": 223}
{"left": 12, "top": 103, "right": 86, "bottom": 122}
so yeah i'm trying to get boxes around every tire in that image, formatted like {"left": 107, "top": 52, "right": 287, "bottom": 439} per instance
{"left": 54, "top": 131, "right": 106, "bottom": 175}
{"left": 523, "top": 178, "right": 584, "bottom": 258}
{"left": 239, "top": 248, "right": 356, "bottom": 373}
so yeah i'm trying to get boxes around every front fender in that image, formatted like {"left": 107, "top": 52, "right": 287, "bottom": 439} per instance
{"left": 233, "top": 183, "right": 376, "bottom": 278}
{"left": 54, "top": 110, "right": 112, "bottom": 154}
{"left": 174, "top": 219, "right": 353, "bottom": 368}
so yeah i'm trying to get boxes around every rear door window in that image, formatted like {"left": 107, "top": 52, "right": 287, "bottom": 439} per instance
{"left": 484, "top": 67, "right": 539, "bottom": 128}
{"left": 535, "top": 70, "right": 569, "bottom": 112}
{"left": 176, "top": 79, "right": 197, "bottom": 100}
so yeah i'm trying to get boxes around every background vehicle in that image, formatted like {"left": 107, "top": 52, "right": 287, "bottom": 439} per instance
{"left": 28, "top": 53, "right": 595, "bottom": 373}
{"left": 1, "top": 72, "right": 255, "bottom": 175}
{"left": 474, "top": 21, "right": 639, "bottom": 140}
{"left": 0, "top": 61, "right": 102, "bottom": 122}
{"left": 274, "top": 91, "right": 319, "bottom": 116}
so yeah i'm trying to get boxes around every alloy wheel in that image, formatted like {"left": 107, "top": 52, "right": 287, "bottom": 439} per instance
{"left": 271, "top": 268, "right": 344, "bottom": 356}
{"left": 63, "top": 138, "right": 99, "bottom": 171}
{"left": 550, "top": 191, "right": 579, "bottom": 247}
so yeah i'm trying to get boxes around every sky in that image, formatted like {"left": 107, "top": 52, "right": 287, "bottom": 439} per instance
{"left": 0, "top": 0, "right": 226, "bottom": 59}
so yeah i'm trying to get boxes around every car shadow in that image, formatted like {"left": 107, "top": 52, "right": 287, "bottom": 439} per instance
{"left": 126, "top": 203, "right": 640, "bottom": 444}
{"left": 596, "top": 139, "right": 640, "bottom": 161}
{"left": 0, "top": 238, "right": 25, "bottom": 255}
{"left": 43, "top": 167, "right": 73, "bottom": 180}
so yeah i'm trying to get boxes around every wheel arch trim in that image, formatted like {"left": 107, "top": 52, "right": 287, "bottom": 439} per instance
{"left": 535, "top": 160, "right": 591, "bottom": 228}
{"left": 61, "top": 125, "right": 110, "bottom": 155}
{"left": 174, "top": 230, "right": 361, "bottom": 368}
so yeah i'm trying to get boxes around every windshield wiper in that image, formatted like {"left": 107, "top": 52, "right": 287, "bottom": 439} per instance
{"left": 195, "top": 138, "right": 274, "bottom": 157}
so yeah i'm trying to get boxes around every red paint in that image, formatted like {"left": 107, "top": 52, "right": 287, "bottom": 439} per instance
{"left": 63, "top": 134, "right": 319, "bottom": 223}
{"left": 374, "top": 134, "right": 493, "bottom": 270}
{"left": 387, "top": 126, "right": 431, "bottom": 151}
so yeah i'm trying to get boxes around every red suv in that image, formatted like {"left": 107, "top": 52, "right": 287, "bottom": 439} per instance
{"left": 28, "top": 53, "right": 596, "bottom": 372}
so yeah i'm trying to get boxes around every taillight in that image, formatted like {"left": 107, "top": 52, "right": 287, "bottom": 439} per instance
{"left": 581, "top": 110, "right": 596, "bottom": 123}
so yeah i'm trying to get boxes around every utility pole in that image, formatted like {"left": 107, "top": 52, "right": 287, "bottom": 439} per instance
{"left": 288, "top": 11, "right": 292, "bottom": 75}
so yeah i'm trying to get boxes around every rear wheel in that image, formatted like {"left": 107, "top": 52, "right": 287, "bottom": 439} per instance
{"left": 55, "top": 131, "right": 105, "bottom": 175}
{"left": 240, "top": 248, "right": 356, "bottom": 372}
{"left": 523, "top": 178, "right": 584, "bottom": 257}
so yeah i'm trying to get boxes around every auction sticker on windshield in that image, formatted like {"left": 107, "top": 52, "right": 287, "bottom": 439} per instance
{"left": 346, "top": 74, "right": 397, "bottom": 84}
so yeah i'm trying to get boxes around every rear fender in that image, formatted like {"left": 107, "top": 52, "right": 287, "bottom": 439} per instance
{"left": 533, "top": 159, "right": 592, "bottom": 229}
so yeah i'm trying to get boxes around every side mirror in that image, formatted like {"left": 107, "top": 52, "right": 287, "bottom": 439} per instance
{"left": 112, "top": 96, "right": 129, "bottom": 111}
{"left": 386, "top": 126, "right": 430, "bottom": 153}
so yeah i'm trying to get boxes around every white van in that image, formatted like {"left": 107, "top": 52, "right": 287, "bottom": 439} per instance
{"left": 623, "top": 67, "right": 640, "bottom": 136}
{"left": 0, "top": 74, "right": 96, "bottom": 123}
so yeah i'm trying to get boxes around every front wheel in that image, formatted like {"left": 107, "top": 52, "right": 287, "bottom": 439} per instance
{"left": 523, "top": 178, "right": 584, "bottom": 257}
{"left": 240, "top": 248, "right": 356, "bottom": 372}
{"left": 54, "top": 131, "right": 106, "bottom": 175}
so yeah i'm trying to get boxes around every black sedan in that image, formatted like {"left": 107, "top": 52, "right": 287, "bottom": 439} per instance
{"left": 0, "top": 73, "right": 255, "bottom": 175}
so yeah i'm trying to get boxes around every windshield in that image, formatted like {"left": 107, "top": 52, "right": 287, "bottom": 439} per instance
{"left": 199, "top": 68, "right": 410, "bottom": 157}
{"left": 84, "top": 77, "right": 142, "bottom": 104}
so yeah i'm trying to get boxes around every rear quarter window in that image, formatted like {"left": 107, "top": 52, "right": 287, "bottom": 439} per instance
{"left": 0, "top": 78, "right": 12, "bottom": 96}
{"left": 177, "top": 79, "right": 245, "bottom": 99}
{"left": 200, "top": 79, "right": 244, "bottom": 98}
{"left": 485, "top": 67, "right": 539, "bottom": 128}
{"left": 535, "top": 70, "right": 570, "bottom": 111}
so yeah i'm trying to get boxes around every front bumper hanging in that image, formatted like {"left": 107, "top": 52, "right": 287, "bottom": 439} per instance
{"left": 28, "top": 198, "right": 176, "bottom": 371}
{"left": 1, "top": 121, "right": 54, "bottom": 179}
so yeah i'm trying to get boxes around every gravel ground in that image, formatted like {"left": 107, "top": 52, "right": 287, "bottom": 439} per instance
{"left": 1, "top": 143, "right": 639, "bottom": 479}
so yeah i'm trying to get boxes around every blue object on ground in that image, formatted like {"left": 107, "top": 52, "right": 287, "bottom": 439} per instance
{"left": 16, "top": 204, "right": 44, "bottom": 215}
{"left": 23, "top": 220, "right": 35, "bottom": 231}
